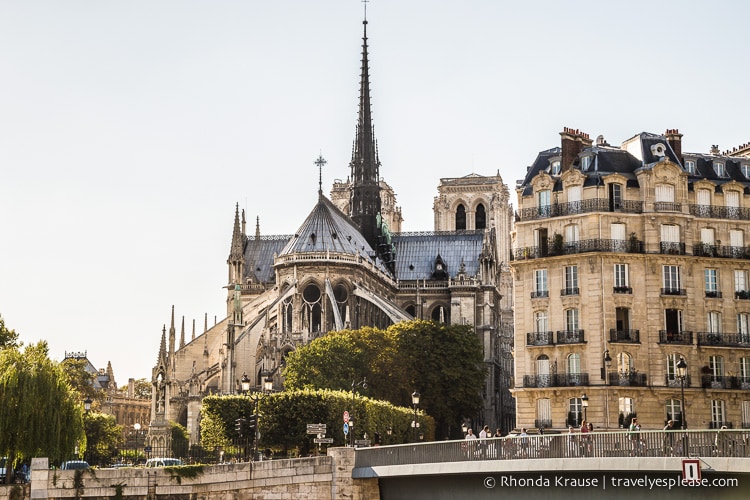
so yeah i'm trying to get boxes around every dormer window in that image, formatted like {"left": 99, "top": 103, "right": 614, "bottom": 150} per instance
{"left": 550, "top": 160, "right": 561, "bottom": 175}
{"left": 742, "top": 164, "right": 750, "bottom": 179}
{"left": 685, "top": 160, "right": 696, "bottom": 175}
{"left": 580, "top": 156, "right": 592, "bottom": 172}
{"left": 651, "top": 143, "right": 667, "bottom": 158}
{"left": 714, "top": 162, "right": 726, "bottom": 177}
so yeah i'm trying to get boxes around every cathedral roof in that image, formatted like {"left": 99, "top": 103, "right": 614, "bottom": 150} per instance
{"left": 244, "top": 234, "right": 290, "bottom": 284}
{"left": 279, "top": 194, "right": 377, "bottom": 257}
{"left": 393, "top": 230, "right": 484, "bottom": 280}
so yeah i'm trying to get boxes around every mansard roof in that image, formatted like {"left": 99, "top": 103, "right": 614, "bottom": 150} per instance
{"left": 279, "top": 194, "right": 377, "bottom": 257}
{"left": 393, "top": 230, "right": 484, "bottom": 280}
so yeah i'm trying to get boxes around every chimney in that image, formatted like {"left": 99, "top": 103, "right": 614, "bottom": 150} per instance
{"left": 710, "top": 145, "right": 720, "bottom": 155}
{"left": 560, "top": 127, "right": 592, "bottom": 173}
{"left": 664, "top": 129, "right": 683, "bottom": 164}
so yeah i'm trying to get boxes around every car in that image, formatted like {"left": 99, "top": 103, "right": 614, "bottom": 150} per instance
{"left": 0, "top": 457, "right": 7, "bottom": 482}
{"left": 60, "top": 460, "right": 90, "bottom": 470}
{"left": 145, "top": 458, "right": 183, "bottom": 468}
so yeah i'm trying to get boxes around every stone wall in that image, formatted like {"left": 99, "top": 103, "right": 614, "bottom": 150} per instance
{"left": 0, "top": 448, "right": 379, "bottom": 500}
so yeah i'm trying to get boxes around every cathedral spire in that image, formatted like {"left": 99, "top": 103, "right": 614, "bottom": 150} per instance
{"left": 228, "top": 203, "right": 245, "bottom": 285}
{"left": 180, "top": 316, "right": 186, "bottom": 349}
{"left": 349, "top": 14, "right": 382, "bottom": 252}
{"left": 168, "top": 305, "right": 176, "bottom": 358}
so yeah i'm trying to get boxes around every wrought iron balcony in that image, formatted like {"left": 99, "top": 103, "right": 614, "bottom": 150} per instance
{"left": 609, "top": 329, "right": 640, "bottom": 343}
{"left": 689, "top": 204, "right": 750, "bottom": 220}
{"left": 665, "top": 374, "right": 691, "bottom": 387}
{"left": 613, "top": 286, "right": 632, "bottom": 294}
{"left": 697, "top": 332, "right": 750, "bottom": 347}
{"left": 534, "top": 419, "right": 552, "bottom": 430}
{"left": 607, "top": 370, "right": 647, "bottom": 387}
{"left": 517, "top": 198, "right": 643, "bottom": 221}
{"left": 523, "top": 373, "right": 589, "bottom": 388}
{"left": 736, "top": 290, "right": 750, "bottom": 300}
{"left": 513, "top": 238, "right": 644, "bottom": 260}
{"left": 654, "top": 201, "right": 682, "bottom": 212}
{"left": 709, "top": 421, "right": 734, "bottom": 429}
{"left": 530, "top": 290, "right": 549, "bottom": 299}
{"left": 560, "top": 287, "right": 579, "bottom": 296}
{"left": 693, "top": 243, "right": 750, "bottom": 259}
{"left": 661, "top": 288, "right": 686, "bottom": 296}
{"left": 660, "top": 241, "right": 686, "bottom": 255}
{"left": 556, "top": 329, "right": 585, "bottom": 344}
{"left": 659, "top": 330, "right": 693, "bottom": 344}
{"left": 705, "top": 290, "right": 722, "bottom": 298}
{"left": 701, "top": 375, "right": 737, "bottom": 389}
{"left": 526, "top": 331, "right": 554, "bottom": 346}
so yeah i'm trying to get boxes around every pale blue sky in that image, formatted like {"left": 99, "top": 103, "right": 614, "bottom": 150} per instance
{"left": 1, "top": 0, "right": 748, "bottom": 382}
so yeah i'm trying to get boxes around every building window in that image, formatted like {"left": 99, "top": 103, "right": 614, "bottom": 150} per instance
{"left": 565, "top": 308, "right": 579, "bottom": 331}
{"left": 666, "top": 353, "right": 685, "bottom": 384}
{"left": 735, "top": 270, "right": 748, "bottom": 296}
{"left": 742, "top": 165, "right": 750, "bottom": 179}
{"left": 709, "top": 355, "right": 724, "bottom": 380}
{"left": 661, "top": 224, "right": 681, "bottom": 254}
{"left": 739, "top": 358, "right": 750, "bottom": 384}
{"left": 455, "top": 204, "right": 466, "bottom": 230}
{"left": 564, "top": 265, "right": 578, "bottom": 294}
{"left": 685, "top": 160, "right": 696, "bottom": 174}
{"left": 550, "top": 161, "right": 561, "bottom": 175}
{"left": 475, "top": 203, "right": 486, "bottom": 230}
{"left": 665, "top": 309, "right": 683, "bottom": 338}
{"left": 568, "top": 353, "right": 581, "bottom": 374}
{"left": 534, "top": 311, "right": 548, "bottom": 333}
{"left": 537, "top": 190, "right": 551, "bottom": 217}
{"left": 568, "top": 398, "right": 583, "bottom": 427}
{"left": 564, "top": 224, "right": 579, "bottom": 251}
{"left": 730, "top": 230, "right": 744, "bottom": 250}
{"left": 666, "top": 399, "right": 683, "bottom": 429}
{"left": 696, "top": 188, "right": 711, "bottom": 207}
{"left": 537, "top": 398, "right": 552, "bottom": 428}
{"left": 714, "top": 162, "right": 726, "bottom": 177}
{"left": 614, "top": 264, "right": 629, "bottom": 290}
{"left": 743, "top": 401, "right": 750, "bottom": 428}
{"left": 705, "top": 269, "right": 719, "bottom": 297}
{"left": 726, "top": 191, "right": 740, "bottom": 211}
{"left": 580, "top": 156, "right": 592, "bottom": 171}
{"left": 711, "top": 400, "right": 726, "bottom": 428}
{"left": 619, "top": 397, "right": 635, "bottom": 428}
{"left": 707, "top": 312, "right": 722, "bottom": 334}
{"left": 609, "top": 183, "right": 623, "bottom": 211}
{"left": 738, "top": 314, "right": 750, "bottom": 342}
{"left": 617, "top": 352, "right": 634, "bottom": 374}
{"left": 534, "top": 269, "right": 548, "bottom": 297}
{"left": 656, "top": 184, "right": 675, "bottom": 202}
{"left": 663, "top": 265, "right": 681, "bottom": 293}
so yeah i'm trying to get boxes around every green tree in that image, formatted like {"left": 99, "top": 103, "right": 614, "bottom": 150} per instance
{"left": 171, "top": 422, "right": 190, "bottom": 458}
{"left": 0, "top": 341, "right": 84, "bottom": 482}
{"left": 0, "top": 314, "right": 19, "bottom": 350}
{"left": 82, "top": 412, "right": 123, "bottom": 466}
{"left": 130, "top": 378, "right": 153, "bottom": 399}
{"left": 62, "top": 357, "right": 102, "bottom": 405}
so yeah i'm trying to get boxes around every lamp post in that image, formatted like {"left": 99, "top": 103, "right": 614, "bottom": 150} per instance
{"left": 133, "top": 423, "right": 142, "bottom": 464}
{"left": 676, "top": 357, "right": 688, "bottom": 430}
{"left": 350, "top": 378, "right": 367, "bottom": 447}
{"left": 581, "top": 393, "right": 589, "bottom": 422}
{"left": 604, "top": 350, "right": 612, "bottom": 430}
{"left": 84, "top": 397, "right": 92, "bottom": 413}
{"left": 411, "top": 391, "right": 420, "bottom": 442}
{"left": 241, "top": 372, "right": 251, "bottom": 394}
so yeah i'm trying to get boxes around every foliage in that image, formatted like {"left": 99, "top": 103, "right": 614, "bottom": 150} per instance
{"left": 170, "top": 422, "right": 190, "bottom": 458}
{"left": 283, "top": 320, "right": 485, "bottom": 439}
{"left": 201, "top": 390, "right": 435, "bottom": 457}
{"left": 82, "top": 412, "right": 123, "bottom": 466}
{"left": 164, "top": 464, "right": 204, "bottom": 484}
{"left": 0, "top": 315, "right": 20, "bottom": 350}
{"left": 62, "top": 358, "right": 102, "bottom": 407}
{"left": 124, "top": 378, "right": 152, "bottom": 399}
{"left": 0, "top": 341, "right": 85, "bottom": 483}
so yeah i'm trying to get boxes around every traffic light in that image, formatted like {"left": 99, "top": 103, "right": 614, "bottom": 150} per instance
{"left": 247, "top": 414, "right": 258, "bottom": 432}
{"left": 235, "top": 418, "right": 245, "bottom": 436}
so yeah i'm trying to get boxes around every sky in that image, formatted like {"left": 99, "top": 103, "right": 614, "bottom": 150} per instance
{"left": 1, "top": 0, "right": 749, "bottom": 383}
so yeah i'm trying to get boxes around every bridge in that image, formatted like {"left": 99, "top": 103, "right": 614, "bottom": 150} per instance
{"left": 353, "top": 429, "right": 750, "bottom": 499}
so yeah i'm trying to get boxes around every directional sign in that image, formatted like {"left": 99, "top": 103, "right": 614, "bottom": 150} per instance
{"left": 354, "top": 439, "right": 371, "bottom": 447}
{"left": 343, "top": 423, "right": 349, "bottom": 435}
{"left": 307, "top": 423, "right": 327, "bottom": 434}
{"left": 343, "top": 411, "right": 349, "bottom": 423}
{"left": 314, "top": 438, "right": 334, "bottom": 444}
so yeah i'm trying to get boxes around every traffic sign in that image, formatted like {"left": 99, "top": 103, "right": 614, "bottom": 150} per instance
{"left": 343, "top": 411, "right": 349, "bottom": 423}
{"left": 314, "top": 438, "right": 334, "bottom": 444}
{"left": 343, "top": 423, "right": 349, "bottom": 435}
{"left": 682, "top": 459, "right": 701, "bottom": 483}
{"left": 307, "top": 423, "right": 327, "bottom": 434}
{"left": 354, "top": 439, "right": 371, "bottom": 447}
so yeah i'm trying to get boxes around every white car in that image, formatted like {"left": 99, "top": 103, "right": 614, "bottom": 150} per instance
{"left": 145, "top": 458, "right": 183, "bottom": 467}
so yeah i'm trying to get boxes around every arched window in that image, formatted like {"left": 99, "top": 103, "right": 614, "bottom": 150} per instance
{"left": 282, "top": 297, "right": 293, "bottom": 333}
{"left": 475, "top": 203, "right": 486, "bottom": 230}
{"left": 301, "top": 283, "right": 322, "bottom": 333}
{"left": 666, "top": 399, "right": 683, "bottom": 429}
{"left": 536, "top": 355, "right": 550, "bottom": 387}
{"left": 431, "top": 305, "right": 449, "bottom": 324}
{"left": 455, "top": 204, "right": 466, "bottom": 230}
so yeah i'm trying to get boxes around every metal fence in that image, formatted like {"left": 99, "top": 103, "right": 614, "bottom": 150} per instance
{"left": 353, "top": 429, "right": 750, "bottom": 468}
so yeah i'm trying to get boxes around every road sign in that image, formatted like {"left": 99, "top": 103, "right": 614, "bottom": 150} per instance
{"left": 314, "top": 438, "right": 334, "bottom": 444}
{"left": 343, "top": 411, "right": 349, "bottom": 423}
{"left": 354, "top": 439, "right": 371, "bottom": 447}
{"left": 682, "top": 459, "right": 701, "bottom": 483}
{"left": 343, "top": 423, "right": 349, "bottom": 435}
{"left": 307, "top": 423, "right": 327, "bottom": 434}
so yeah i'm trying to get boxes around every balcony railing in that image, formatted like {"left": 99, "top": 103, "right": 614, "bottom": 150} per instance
{"left": 660, "top": 288, "right": 686, "bottom": 296}
{"left": 560, "top": 287, "right": 579, "bottom": 296}
{"left": 556, "top": 329, "right": 585, "bottom": 344}
{"left": 697, "top": 332, "right": 750, "bottom": 347}
{"left": 526, "top": 331, "right": 554, "bottom": 346}
{"left": 613, "top": 286, "right": 632, "bottom": 294}
{"left": 705, "top": 290, "right": 722, "bottom": 298}
{"left": 609, "top": 329, "right": 640, "bottom": 343}
{"left": 530, "top": 290, "right": 549, "bottom": 299}
{"left": 607, "top": 370, "right": 647, "bottom": 387}
{"left": 517, "top": 198, "right": 643, "bottom": 221}
{"left": 660, "top": 241, "right": 686, "bottom": 255}
{"left": 659, "top": 330, "right": 693, "bottom": 344}
{"left": 523, "top": 373, "right": 589, "bottom": 388}
{"left": 689, "top": 204, "right": 750, "bottom": 220}
{"left": 701, "top": 375, "right": 739, "bottom": 389}
{"left": 736, "top": 290, "right": 750, "bottom": 300}
{"left": 534, "top": 419, "right": 552, "bottom": 430}
{"left": 513, "top": 238, "right": 644, "bottom": 261}
{"left": 709, "top": 421, "right": 734, "bottom": 429}
{"left": 693, "top": 243, "right": 750, "bottom": 259}
{"left": 665, "top": 375, "right": 691, "bottom": 387}
{"left": 654, "top": 201, "right": 682, "bottom": 212}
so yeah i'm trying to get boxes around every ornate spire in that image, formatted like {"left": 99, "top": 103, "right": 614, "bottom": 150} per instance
{"left": 349, "top": 14, "right": 382, "bottom": 252}
{"left": 228, "top": 203, "right": 245, "bottom": 284}
{"left": 180, "top": 316, "right": 185, "bottom": 349}
{"left": 168, "top": 305, "right": 176, "bottom": 357}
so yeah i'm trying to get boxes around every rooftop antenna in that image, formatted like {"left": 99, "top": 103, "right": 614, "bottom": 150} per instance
{"left": 314, "top": 153, "right": 327, "bottom": 196}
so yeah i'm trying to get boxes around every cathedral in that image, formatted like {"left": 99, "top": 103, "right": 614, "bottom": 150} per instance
{"left": 147, "top": 16, "right": 515, "bottom": 450}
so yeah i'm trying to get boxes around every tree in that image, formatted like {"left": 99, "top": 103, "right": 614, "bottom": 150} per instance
{"left": 0, "top": 314, "right": 19, "bottom": 350}
{"left": 0, "top": 341, "right": 85, "bottom": 482}
{"left": 62, "top": 357, "right": 102, "bottom": 405}
{"left": 82, "top": 412, "right": 123, "bottom": 466}
{"left": 131, "top": 378, "right": 153, "bottom": 399}
{"left": 283, "top": 320, "right": 485, "bottom": 439}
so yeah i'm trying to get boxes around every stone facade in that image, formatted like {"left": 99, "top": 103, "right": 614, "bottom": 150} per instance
{"left": 512, "top": 127, "right": 750, "bottom": 432}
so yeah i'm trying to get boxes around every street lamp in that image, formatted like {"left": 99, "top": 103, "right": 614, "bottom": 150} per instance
{"left": 84, "top": 397, "right": 92, "bottom": 413}
{"left": 581, "top": 393, "right": 589, "bottom": 422}
{"left": 604, "top": 350, "right": 612, "bottom": 429}
{"left": 461, "top": 422, "right": 468, "bottom": 435}
{"left": 676, "top": 357, "right": 688, "bottom": 430}
{"left": 263, "top": 374, "right": 273, "bottom": 393}
{"left": 133, "top": 423, "right": 142, "bottom": 464}
{"left": 411, "top": 391, "right": 421, "bottom": 442}
{"left": 350, "top": 378, "right": 367, "bottom": 447}
{"left": 241, "top": 372, "right": 251, "bottom": 394}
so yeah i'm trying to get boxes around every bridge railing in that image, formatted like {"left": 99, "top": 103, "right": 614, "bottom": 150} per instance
{"left": 354, "top": 430, "right": 750, "bottom": 468}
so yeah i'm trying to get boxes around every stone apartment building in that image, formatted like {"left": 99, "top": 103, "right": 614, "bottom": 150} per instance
{"left": 512, "top": 128, "right": 750, "bottom": 431}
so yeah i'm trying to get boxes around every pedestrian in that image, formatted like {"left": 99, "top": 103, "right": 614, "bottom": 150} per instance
{"left": 464, "top": 428, "right": 477, "bottom": 459}
{"left": 580, "top": 419, "right": 590, "bottom": 456}
{"left": 628, "top": 417, "right": 641, "bottom": 456}
{"left": 586, "top": 422, "right": 594, "bottom": 455}
{"left": 567, "top": 426, "right": 578, "bottom": 457}
{"left": 479, "top": 425, "right": 490, "bottom": 458}
{"left": 663, "top": 420, "right": 674, "bottom": 456}
{"left": 519, "top": 427, "right": 529, "bottom": 457}
{"left": 715, "top": 425, "right": 730, "bottom": 456}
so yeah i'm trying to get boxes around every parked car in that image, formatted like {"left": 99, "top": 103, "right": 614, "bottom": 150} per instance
{"left": 145, "top": 458, "right": 183, "bottom": 468}
{"left": 0, "top": 457, "right": 7, "bottom": 482}
{"left": 60, "top": 460, "right": 90, "bottom": 470}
